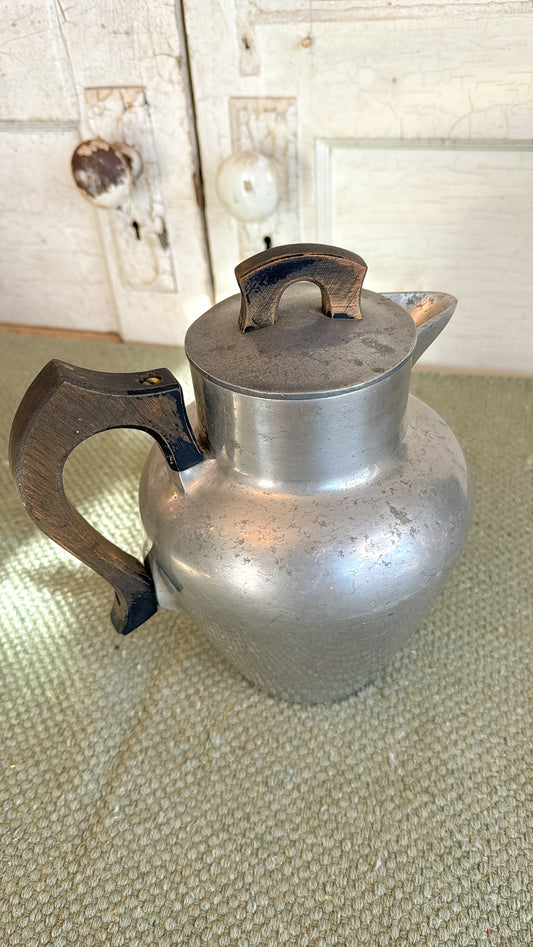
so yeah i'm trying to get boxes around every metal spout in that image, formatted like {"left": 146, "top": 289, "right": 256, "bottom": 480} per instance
{"left": 384, "top": 292, "right": 457, "bottom": 365}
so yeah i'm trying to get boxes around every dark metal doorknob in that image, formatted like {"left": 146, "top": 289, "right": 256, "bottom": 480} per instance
{"left": 71, "top": 139, "right": 143, "bottom": 209}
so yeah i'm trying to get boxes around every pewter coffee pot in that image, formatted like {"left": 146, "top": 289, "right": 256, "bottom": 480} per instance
{"left": 10, "top": 244, "right": 472, "bottom": 702}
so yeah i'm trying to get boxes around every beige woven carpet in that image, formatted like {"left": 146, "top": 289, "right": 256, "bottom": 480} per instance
{"left": 1, "top": 333, "right": 531, "bottom": 947}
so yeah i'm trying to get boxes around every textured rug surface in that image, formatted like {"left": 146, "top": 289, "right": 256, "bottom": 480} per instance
{"left": 1, "top": 333, "right": 531, "bottom": 946}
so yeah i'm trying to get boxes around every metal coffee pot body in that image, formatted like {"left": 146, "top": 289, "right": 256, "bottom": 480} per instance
{"left": 10, "top": 244, "right": 472, "bottom": 703}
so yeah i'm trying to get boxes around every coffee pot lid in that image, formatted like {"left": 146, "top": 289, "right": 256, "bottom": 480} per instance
{"left": 185, "top": 244, "right": 417, "bottom": 399}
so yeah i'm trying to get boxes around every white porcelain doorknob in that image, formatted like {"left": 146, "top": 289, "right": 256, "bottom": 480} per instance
{"left": 216, "top": 152, "right": 279, "bottom": 222}
{"left": 71, "top": 139, "right": 143, "bottom": 209}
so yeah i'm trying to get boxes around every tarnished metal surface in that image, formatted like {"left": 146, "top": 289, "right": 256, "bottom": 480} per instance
{"left": 8, "top": 240, "right": 471, "bottom": 702}
{"left": 71, "top": 139, "right": 136, "bottom": 209}
{"left": 185, "top": 282, "right": 417, "bottom": 396}
{"left": 140, "top": 251, "right": 471, "bottom": 703}
{"left": 141, "top": 358, "right": 472, "bottom": 703}
{"left": 384, "top": 292, "right": 457, "bottom": 364}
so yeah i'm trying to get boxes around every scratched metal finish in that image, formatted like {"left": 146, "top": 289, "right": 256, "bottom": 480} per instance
{"left": 185, "top": 283, "right": 417, "bottom": 397}
{"left": 140, "top": 363, "right": 472, "bottom": 703}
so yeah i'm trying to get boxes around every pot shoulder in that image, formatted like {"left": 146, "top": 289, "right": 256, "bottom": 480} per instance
{"left": 140, "top": 394, "right": 472, "bottom": 613}
{"left": 139, "top": 394, "right": 472, "bottom": 701}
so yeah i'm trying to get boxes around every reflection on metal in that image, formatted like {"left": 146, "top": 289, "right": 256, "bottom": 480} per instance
{"left": 139, "top": 248, "right": 472, "bottom": 702}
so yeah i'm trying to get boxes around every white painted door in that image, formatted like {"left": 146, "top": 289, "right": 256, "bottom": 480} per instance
{"left": 183, "top": 1, "right": 533, "bottom": 372}
{"left": 0, "top": 1, "right": 212, "bottom": 345}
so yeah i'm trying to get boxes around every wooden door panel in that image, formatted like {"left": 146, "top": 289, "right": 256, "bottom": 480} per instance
{"left": 1, "top": 1, "right": 212, "bottom": 344}
{"left": 316, "top": 140, "right": 533, "bottom": 372}
{"left": 0, "top": 1, "right": 78, "bottom": 122}
{"left": 0, "top": 130, "right": 117, "bottom": 332}
{"left": 184, "top": 0, "right": 533, "bottom": 370}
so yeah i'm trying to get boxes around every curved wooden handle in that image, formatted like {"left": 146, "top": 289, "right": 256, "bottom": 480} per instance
{"left": 235, "top": 243, "right": 367, "bottom": 331}
{"left": 9, "top": 360, "right": 204, "bottom": 635}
